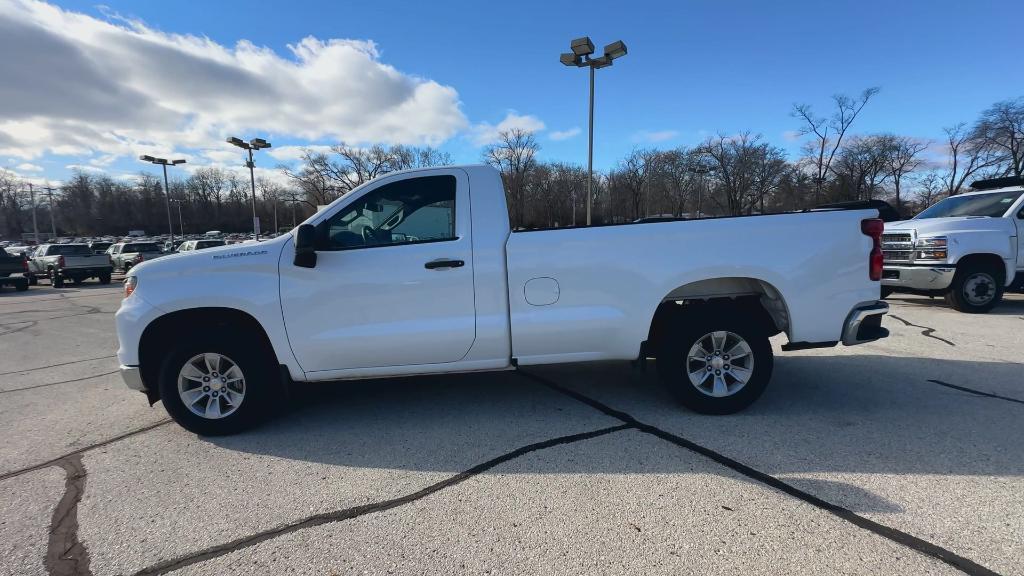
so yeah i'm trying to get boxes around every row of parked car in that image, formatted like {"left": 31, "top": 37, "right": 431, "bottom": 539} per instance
{"left": 1, "top": 235, "right": 233, "bottom": 289}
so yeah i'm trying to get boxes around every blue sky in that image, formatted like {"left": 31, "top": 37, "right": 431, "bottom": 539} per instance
{"left": 3, "top": 0, "right": 1022, "bottom": 185}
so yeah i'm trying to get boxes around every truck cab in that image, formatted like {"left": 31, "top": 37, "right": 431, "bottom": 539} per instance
{"left": 881, "top": 178, "right": 1024, "bottom": 312}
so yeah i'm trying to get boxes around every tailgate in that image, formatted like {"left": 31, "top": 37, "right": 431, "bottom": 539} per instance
{"left": 65, "top": 254, "right": 110, "bottom": 268}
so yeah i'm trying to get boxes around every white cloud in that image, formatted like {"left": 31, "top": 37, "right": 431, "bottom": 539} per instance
{"left": 782, "top": 130, "right": 802, "bottom": 143}
{"left": 267, "top": 145, "right": 335, "bottom": 163}
{"left": 632, "top": 130, "right": 679, "bottom": 143}
{"left": 0, "top": 0, "right": 468, "bottom": 163}
{"left": 549, "top": 127, "right": 581, "bottom": 141}
{"left": 15, "top": 162, "right": 43, "bottom": 172}
{"left": 470, "top": 112, "right": 545, "bottom": 146}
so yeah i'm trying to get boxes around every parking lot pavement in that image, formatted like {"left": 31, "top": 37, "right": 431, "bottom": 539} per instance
{"left": 0, "top": 285, "right": 1021, "bottom": 575}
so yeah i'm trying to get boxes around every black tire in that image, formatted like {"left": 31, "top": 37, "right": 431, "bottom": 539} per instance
{"left": 50, "top": 270, "right": 64, "bottom": 288}
{"left": 944, "top": 263, "right": 1004, "bottom": 313}
{"left": 15, "top": 279, "right": 28, "bottom": 291}
{"left": 880, "top": 286, "right": 894, "bottom": 299}
{"left": 157, "top": 332, "right": 281, "bottom": 435}
{"left": 123, "top": 263, "right": 132, "bottom": 273}
{"left": 26, "top": 274, "right": 38, "bottom": 286}
{"left": 656, "top": 305, "right": 774, "bottom": 415}
{"left": 71, "top": 276, "right": 83, "bottom": 285}
{"left": 99, "top": 272, "right": 112, "bottom": 285}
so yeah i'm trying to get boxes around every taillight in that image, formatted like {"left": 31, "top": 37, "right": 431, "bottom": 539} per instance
{"left": 58, "top": 255, "right": 66, "bottom": 268}
{"left": 861, "top": 218, "right": 884, "bottom": 281}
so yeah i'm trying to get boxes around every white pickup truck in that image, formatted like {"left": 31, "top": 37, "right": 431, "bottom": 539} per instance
{"left": 116, "top": 165, "right": 889, "bottom": 435}
{"left": 881, "top": 178, "right": 1024, "bottom": 313}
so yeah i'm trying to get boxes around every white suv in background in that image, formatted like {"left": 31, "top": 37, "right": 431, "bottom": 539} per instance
{"left": 882, "top": 177, "right": 1024, "bottom": 313}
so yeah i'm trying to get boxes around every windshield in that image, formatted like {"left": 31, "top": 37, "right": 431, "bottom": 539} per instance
{"left": 123, "top": 243, "right": 161, "bottom": 253}
{"left": 914, "top": 190, "right": 1023, "bottom": 219}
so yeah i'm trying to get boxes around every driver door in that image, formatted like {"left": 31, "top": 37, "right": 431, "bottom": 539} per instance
{"left": 279, "top": 169, "right": 476, "bottom": 374}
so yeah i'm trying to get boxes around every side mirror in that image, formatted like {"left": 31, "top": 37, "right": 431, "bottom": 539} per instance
{"left": 294, "top": 224, "right": 318, "bottom": 268}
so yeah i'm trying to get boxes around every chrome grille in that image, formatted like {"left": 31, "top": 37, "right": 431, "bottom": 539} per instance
{"left": 881, "top": 232, "right": 913, "bottom": 262}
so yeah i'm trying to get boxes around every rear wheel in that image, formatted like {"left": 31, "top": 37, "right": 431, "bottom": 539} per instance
{"left": 656, "top": 306, "right": 774, "bottom": 414}
{"left": 15, "top": 279, "right": 28, "bottom": 291}
{"left": 26, "top": 274, "right": 37, "bottom": 286}
{"left": 99, "top": 272, "right": 112, "bottom": 284}
{"left": 50, "top": 269, "right": 64, "bottom": 288}
{"left": 945, "top": 263, "right": 1003, "bottom": 313}
{"left": 158, "top": 332, "right": 280, "bottom": 435}
{"left": 880, "top": 286, "right": 894, "bottom": 299}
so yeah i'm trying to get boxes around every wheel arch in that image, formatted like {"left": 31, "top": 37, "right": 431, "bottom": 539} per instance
{"left": 955, "top": 252, "right": 1010, "bottom": 285}
{"left": 646, "top": 277, "right": 790, "bottom": 357}
{"left": 138, "top": 307, "right": 279, "bottom": 398}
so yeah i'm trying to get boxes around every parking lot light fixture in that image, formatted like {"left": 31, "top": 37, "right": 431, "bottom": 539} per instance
{"left": 561, "top": 36, "right": 627, "bottom": 226}
{"left": 139, "top": 155, "right": 186, "bottom": 245}
{"left": 228, "top": 135, "right": 272, "bottom": 240}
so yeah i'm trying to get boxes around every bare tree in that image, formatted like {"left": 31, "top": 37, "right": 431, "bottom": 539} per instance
{"left": 971, "top": 98, "right": 1024, "bottom": 178}
{"left": 885, "top": 135, "right": 929, "bottom": 215}
{"left": 483, "top": 128, "right": 539, "bottom": 228}
{"left": 943, "top": 123, "right": 1002, "bottom": 196}
{"left": 792, "top": 87, "right": 880, "bottom": 204}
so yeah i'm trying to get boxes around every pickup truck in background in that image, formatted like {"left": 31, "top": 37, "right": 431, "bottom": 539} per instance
{"left": 882, "top": 177, "right": 1024, "bottom": 313}
{"left": 107, "top": 242, "right": 167, "bottom": 273}
{"left": 0, "top": 250, "right": 29, "bottom": 291}
{"left": 28, "top": 243, "right": 113, "bottom": 287}
{"left": 116, "top": 165, "right": 890, "bottom": 435}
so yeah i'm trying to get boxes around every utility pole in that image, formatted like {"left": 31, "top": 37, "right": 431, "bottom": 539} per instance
{"left": 27, "top": 183, "right": 39, "bottom": 243}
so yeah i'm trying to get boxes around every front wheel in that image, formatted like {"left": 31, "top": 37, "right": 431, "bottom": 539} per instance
{"left": 158, "top": 334, "right": 280, "bottom": 435}
{"left": 945, "top": 264, "right": 1004, "bottom": 313}
{"left": 656, "top": 308, "right": 774, "bottom": 414}
{"left": 50, "top": 270, "right": 64, "bottom": 288}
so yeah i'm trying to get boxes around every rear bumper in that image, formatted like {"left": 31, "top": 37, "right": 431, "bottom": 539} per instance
{"left": 841, "top": 300, "right": 889, "bottom": 345}
{"left": 120, "top": 365, "right": 146, "bottom": 391}
{"left": 881, "top": 265, "right": 955, "bottom": 291}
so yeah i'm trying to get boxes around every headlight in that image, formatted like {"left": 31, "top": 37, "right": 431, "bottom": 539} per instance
{"left": 915, "top": 237, "right": 947, "bottom": 260}
{"left": 124, "top": 275, "right": 138, "bottom": 298}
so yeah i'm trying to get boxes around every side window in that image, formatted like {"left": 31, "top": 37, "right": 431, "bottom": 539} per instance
{"left": 321, "top": 175, "right": 456, "bottom": 250}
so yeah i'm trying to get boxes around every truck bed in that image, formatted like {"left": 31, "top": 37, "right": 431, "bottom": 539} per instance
{"left": 505, "top": 209, "right": 880, "bottom": 365}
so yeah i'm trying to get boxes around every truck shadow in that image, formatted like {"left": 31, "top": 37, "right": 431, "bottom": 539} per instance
{"left": 887, "top": 292, "right": 1024, "bottom": 316}
{"left": 205, "top": 353, "right": 1023, "bottom": 514}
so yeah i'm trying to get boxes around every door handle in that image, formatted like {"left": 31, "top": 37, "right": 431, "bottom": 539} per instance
{"left": 424, "top": 259, "right": 464, "bottom": 269}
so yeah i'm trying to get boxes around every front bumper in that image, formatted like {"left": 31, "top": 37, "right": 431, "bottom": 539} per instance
{"left": 841, "top": 301, "right": 889, "bottom": 346}
{"left": 120, "top": 365, "right": 146, "bottom": 391}
{"left": 881, "top": 265, "right": 955, "bottom": 291}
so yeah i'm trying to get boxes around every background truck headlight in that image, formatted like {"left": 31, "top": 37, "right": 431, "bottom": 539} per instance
{"left": 915, "top": 237, "right": 948, "bottom": 260}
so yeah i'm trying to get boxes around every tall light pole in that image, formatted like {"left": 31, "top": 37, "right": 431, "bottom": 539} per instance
{"left": 169, "top": 199, "right": 185, "bottom": 236}
{"left": 561, "top": 37, "right": 627, "bottom": 226}
{"left": 227, "top": 136, "right": 272, "bottom": 240}
{"left": 39, "top": 184, "right": 58, "bottom": 238}
{"left": 139, "top": 155, "right": 186, "bottom": 244}
{"left": 26, "top": 183, "right": 39, "bottom": 243}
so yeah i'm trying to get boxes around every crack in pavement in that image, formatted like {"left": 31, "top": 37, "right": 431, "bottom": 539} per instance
{"left": 0, "top": 291, "right": 120, "bottom": 306}
{"left": 0, "top": 370, "right": 120, "bottom": 395}
{"left": 129, "top": 424, "right": 634, "bottom": 576}
{"left": 516, "top": 370, "right": 1001, "bottom": 576}
{"left": 0, "top": 420, "right": 172, "bottom": 482}
{"left": 0, "top": 320, "right": 36, "bottom": 336}
{"left": 0, "top": 355, "right": 117, "bottom": 377}
{"left": 889, "top": 314, "right": 955, "bottom": 346}
{"left": 926, "top": 379, "right": 1024, "bottom": 406}
{"left": 46, "top": 454, "right": 92, "bottom": 576}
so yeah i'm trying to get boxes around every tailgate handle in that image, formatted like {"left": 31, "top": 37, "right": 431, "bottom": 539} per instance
{"left": 424, "top": 259, "right": 464, "bottom": 270}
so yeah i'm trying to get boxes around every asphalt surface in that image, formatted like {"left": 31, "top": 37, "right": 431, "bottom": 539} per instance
{"left": 0, "top": 279, "right": 1021, "bottom": 575}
